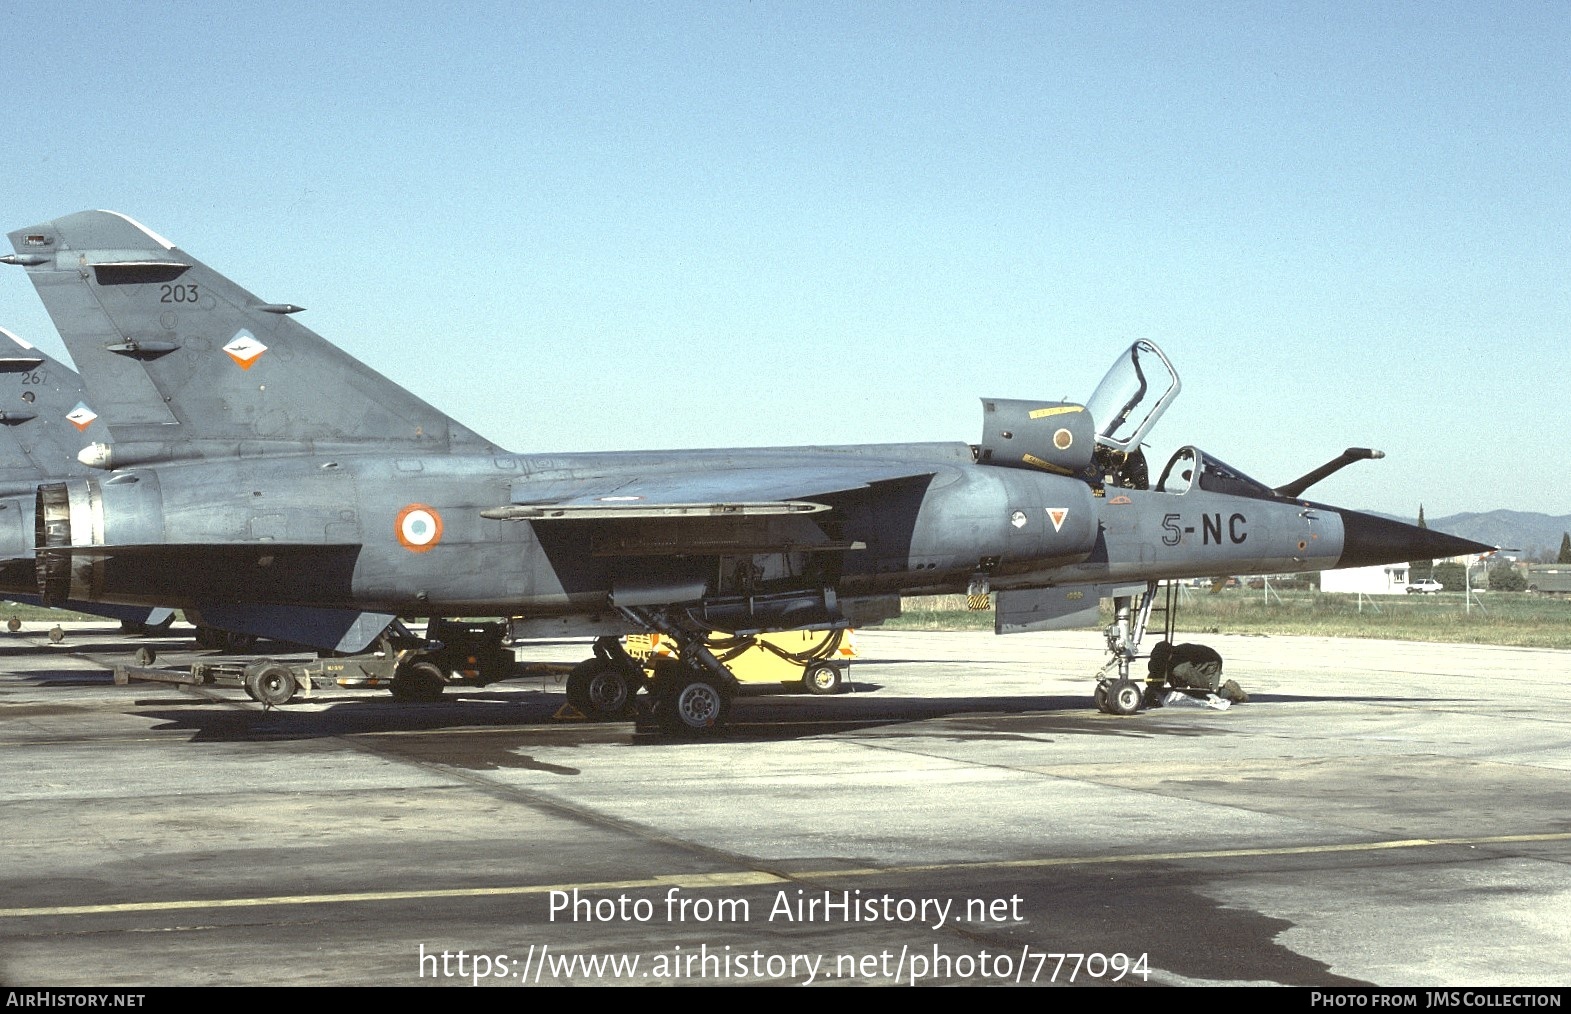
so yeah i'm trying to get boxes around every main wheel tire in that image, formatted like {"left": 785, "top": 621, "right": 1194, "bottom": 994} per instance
{"left": 245, "top": 663, "right": 297, "bottom": 707}
{"left": 1106, "top": 678, "right": 1143, "bottom": 716}
{"left": 390, "top": 660, "right": 446, "bottom": 702}
{"left": 1094, "top": 684, "right": 1111, "bottom": 713}
{"left": 566, "top": 658, "right": 635, "bottom": 719}
{"left": 802, "top": 663, "right": 842, "bottom": 695}
{"left": 654, "top": 674, "right": 731, "bottom": 736}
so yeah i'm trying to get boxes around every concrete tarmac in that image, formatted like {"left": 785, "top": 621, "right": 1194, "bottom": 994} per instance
{"left": 1, "top": 621, "right": 1568, "bottom": 987}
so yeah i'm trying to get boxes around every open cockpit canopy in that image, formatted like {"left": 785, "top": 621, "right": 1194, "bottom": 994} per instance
{"left": 1084, "top": 340, "right": 1181, "bottom": 454}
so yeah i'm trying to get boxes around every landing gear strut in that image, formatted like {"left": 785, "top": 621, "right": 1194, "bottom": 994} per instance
{"left": 1093, "top": 579, "right": 1234, "bottom": 713}
{"left": 615, "top": 606, "right": 740, "bottom": 736}
{"left": 1095, "top": 579, "right": 1168, "bottom": 715}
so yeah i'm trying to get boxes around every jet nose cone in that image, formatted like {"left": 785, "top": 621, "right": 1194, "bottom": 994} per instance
{"left": 1335, "top": 509, "right": 1495, "bottom": 569}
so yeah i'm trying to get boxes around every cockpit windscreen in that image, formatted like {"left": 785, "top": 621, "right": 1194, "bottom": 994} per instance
{"left": 1157, "top": 446, "right": 1281, "bottom": 501}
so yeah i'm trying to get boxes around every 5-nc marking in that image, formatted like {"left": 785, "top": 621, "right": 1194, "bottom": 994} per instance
{"left": 1162, "top": 512, "right": 1247, "bottom": 547}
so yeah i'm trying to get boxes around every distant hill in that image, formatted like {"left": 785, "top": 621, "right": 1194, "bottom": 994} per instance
{"left": 1373, "top": 509, "right": 1571, "bottom": 560}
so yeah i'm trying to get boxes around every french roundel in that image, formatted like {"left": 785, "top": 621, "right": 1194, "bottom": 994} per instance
{"left": 395, "top": 504, "right": 443, "bottom": 552}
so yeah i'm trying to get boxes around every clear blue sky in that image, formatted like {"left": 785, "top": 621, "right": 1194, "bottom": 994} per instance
{"left": 2, "top": 2, "right": 1566, "bottom": 516}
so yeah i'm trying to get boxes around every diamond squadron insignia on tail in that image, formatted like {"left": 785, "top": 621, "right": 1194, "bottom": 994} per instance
{"left": 223, "top": 330, "right": 268, "bottom": 370}
{"left": 65, "top": 402, "right": 97, "bottom": 431}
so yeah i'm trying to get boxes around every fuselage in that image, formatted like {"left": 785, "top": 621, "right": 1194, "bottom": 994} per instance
{"left": 16, "top": 442, "right": 1351, "bottom": 622}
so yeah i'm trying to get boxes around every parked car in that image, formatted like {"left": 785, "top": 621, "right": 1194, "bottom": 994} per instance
{"left": 1406, "top": 578, "right": 1444, "bottom": 594}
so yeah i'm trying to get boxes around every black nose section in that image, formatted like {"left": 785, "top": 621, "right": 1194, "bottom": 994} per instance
{"left": 1335, "top": 509, "right": 1495, "bottom": 569}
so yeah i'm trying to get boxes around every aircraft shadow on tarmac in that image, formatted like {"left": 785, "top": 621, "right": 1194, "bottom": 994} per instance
{"left": 90, "top": 684, "right": 1469, "bottom": 748}
{"left": 109, "top": 691, "right": 1101, "bottom": 743}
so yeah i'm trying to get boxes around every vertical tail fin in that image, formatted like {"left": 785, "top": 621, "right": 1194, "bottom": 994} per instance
{"left": 0, "top": 326, "right": 97, "bottom": 493}
{"left": 6, "top": 211, "right": 497, "bottom": 466}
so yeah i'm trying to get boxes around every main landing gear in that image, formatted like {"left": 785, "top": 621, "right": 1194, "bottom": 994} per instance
{"left": 566, "top": 607, "right": 746, "bottom": 737}
{"left": 647, "top": 662, "right": 732, "bottom": 736}
{"left": 565, "top": 632, "right": 736, "bottom": 735}
{"left": 566, "top": 623, "right": 854, "bottom": 735}
{"left": 565, "top": 637, "right": 646, "bottom": 720}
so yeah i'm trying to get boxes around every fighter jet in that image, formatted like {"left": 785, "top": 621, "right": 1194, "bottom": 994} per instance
{"left": 0, "top": 325, "right": 174, "bottom": 634}
{"left": 3, "top": 211, "right": 1490, "bottom": 731}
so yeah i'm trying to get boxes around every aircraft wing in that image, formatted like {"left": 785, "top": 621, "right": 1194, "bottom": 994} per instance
{"left": 483, "top": 461, "right": 942, "bottom": 520}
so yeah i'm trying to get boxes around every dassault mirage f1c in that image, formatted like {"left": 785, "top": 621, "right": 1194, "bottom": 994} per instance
{"left": 4, "top": 211, "right": 1490, "bottom": 731}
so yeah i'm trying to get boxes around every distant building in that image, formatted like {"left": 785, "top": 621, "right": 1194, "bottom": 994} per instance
{"left": 1320, "top": 563, "right": 1410, "bottom": 595}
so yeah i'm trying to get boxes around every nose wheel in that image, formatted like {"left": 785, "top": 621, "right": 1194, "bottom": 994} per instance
{"left": 1096, "top": 678, "right": 1144, "bottom": 716}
